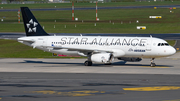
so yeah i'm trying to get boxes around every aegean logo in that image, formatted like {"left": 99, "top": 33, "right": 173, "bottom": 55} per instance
{"left": 26, "top": 19, "right": 38, "bottom": 33}
{"left": 128, "top": 48, "right": 133, "bottom": 52}
{"left": 101, "top": 56, "right": 106, "bottom": 62}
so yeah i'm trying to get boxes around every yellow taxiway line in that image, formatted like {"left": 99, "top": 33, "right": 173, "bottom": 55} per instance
{"left": 123, "top": 86, "right": 180, "bottom": 91}
{"left": 31, "top": 90, "right": 106, "bottom": 97}
{"left": 142, "top": 66, "right": 169, "bottom": 68}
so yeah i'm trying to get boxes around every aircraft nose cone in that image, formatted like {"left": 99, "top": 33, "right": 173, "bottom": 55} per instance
{"left": 169, "top": 47, "right": 176, "bottom": 55}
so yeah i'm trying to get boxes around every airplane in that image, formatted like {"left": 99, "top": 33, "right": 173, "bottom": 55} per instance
{"left": 18, "top": 7, "right": 176, "bottom": 67}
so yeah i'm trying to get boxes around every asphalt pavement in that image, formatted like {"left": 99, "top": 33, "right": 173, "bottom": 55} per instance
{"left": 0, "top": 73, "right": 180, "bottom": 101}
{"left": 0, "top": 50, "right": 179, "bottom": 101}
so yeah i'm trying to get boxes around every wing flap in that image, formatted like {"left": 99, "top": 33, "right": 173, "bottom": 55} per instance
{"left": 43, "top": 45, "right": 125, "bottom": 57}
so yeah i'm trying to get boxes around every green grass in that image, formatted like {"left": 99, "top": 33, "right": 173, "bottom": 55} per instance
{"left": 0, "top": 1, "right": 180, "bottom": 9}
{"left": 166, "top": 40, "right": 176, "bottom": 46}
{"left": 0, "top": 39, "right": 51, "bottom": 58}
{"left": 0, "top": 39, "right": 85, "bottom": 58}
{"left": 0, "top": 2, "right": 179, "bottom": 58}
{"left": 1, "top": 7, "right": 180, "bottom": 34}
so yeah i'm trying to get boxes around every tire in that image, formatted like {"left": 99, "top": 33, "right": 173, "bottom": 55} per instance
{"left": 84, "top": 61, "right": 92, "bottom": 66}
{"left": 104, "top": 63, "right": 112, "bottom": 65}
{"left": 150, "top": 63, "right": 156, "bottom": 67}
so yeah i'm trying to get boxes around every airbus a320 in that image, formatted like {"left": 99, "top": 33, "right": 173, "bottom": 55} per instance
{"left": 18, "top": 7, "right": 176, "bottom": 67}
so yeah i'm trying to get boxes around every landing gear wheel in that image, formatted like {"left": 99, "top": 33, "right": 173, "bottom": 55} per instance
{"left": 104, "top": 63, "right": 112, "bottom": 65}
{"left": 150, "top": 63, "right": 156, "bottom": 67}
{"left": 84, "top": 61, "right": 92, "bottom": 66}
{"left": 150, "top": 58, "right": 156, "bottom": 67}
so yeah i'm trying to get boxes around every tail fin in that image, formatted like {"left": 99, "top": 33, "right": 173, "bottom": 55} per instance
{"left": 21, "top": 7, "right": 49, "bottom": 36}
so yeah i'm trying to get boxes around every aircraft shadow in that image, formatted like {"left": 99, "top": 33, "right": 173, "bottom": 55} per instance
{"left": 90, "top": 61, "right": 174, "bottom": 67}
{"left": 114, "top": 61, "right": 173, "bottom": 67}
{"left": 20, "top": 60, "right": 174, "bottom": 67}
{"left": 20, "top": 60, "right": 83, "bottom": 65}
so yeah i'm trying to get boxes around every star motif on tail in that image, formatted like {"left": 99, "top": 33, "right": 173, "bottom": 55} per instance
{"left": 26, "top": 19, "right": 38, "bottom": 33}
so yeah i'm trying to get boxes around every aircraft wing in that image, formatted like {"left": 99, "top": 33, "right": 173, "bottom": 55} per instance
{"left": 43, "top": 45, "right": 113, "bottom": 53}
{"left": 44, "top": 45, "right": 125, "bottom": 57}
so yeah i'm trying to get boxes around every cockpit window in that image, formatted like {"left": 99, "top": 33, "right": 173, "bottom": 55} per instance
{"left": 165, "top": 43, "right": 169, "bottom": 46}
{"left": 157, "top": 43, "right": 169, "bottom": 46}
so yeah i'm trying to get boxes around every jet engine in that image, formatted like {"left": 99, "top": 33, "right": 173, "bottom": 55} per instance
{"left": 118, "top": 57, "right": 142, "bottom": 62}
{"left": 90, "top": 53, "right": 114, "bottom": 63}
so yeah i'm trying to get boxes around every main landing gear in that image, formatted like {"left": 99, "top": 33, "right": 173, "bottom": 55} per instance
{"left": 84, "top": 61, "right": 92, "bottom": 66}
{"left": 150, "top": 58, "right": 156, "bottom": 67}
{"left": 84, "top": 61, "right": 112, "bottom": 66}
{"left": 84, "top": 58, "right": 156, "bottom": 67}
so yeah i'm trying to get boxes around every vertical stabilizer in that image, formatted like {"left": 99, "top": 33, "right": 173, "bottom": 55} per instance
{"left": 21, "top": 7, "right": 49, "bottom": 36}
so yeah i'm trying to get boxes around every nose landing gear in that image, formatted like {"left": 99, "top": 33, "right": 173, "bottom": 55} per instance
{"left": 150, "top": 58, "right": 156, "bottom": 67}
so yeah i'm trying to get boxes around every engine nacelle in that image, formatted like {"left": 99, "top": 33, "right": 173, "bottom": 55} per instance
{"left": 118, "top": 57, "right": 142, "bottom": 62}
{"left": 90, "top": 53, "right": 114, "bottom": 63}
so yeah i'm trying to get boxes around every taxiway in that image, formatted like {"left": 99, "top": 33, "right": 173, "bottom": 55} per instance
{"left": 0, "top": 52, "right": 179, "bottom": 101}
{"left": 0, "top": 52, "right": 179, "bottom": 74}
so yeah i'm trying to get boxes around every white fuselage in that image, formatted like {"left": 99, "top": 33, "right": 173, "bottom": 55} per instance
{"left": 18, "top": 35, "right": 176, "bottom": 58}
